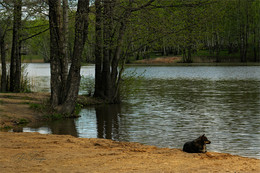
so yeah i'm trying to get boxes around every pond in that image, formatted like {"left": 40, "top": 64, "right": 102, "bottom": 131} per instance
{"left": 21, "top": 63, "right": 260, "bottom": 159}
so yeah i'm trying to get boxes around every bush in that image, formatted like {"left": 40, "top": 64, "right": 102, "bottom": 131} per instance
{"left": 20, "top": 64, "right": 33, "bottom": 93}
{"left": 80, "top": 75, "right": 95, "bottom": 96}
{"left": 120, "top": 68, "right": 145, "bottom": 101}
{"left": 0, "top": 64, "right": 32, "bottom": 93}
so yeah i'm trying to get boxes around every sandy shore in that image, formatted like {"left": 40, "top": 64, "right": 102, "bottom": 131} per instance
{"left": 0, "top": 132, "right": 259, "bottom": 173}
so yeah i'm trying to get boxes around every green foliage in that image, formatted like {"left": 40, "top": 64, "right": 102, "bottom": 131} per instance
{"left": 80, "top": 75, "right": 95, "bottom": 96}
{"left": 23, "top": 19, "right": 50, "bottom": 62}
{"left": 22, "top": 54, "right": 42, "bottom": 62}
{"left": 30, "top": 102, "right": 64, "bottom": 120}
{"left": 29, "top": 103, "right": 42, "bottom": 110}
{"left": 20, "top": 64, "right": 32, "bottom": 93}
{"left": 43, "top": 113, "right": 63, "bottom": 121}
{"left": 18, "top": 118, "right": 29, "bottom": 125}
{"left": 1, "top": 125, "right": 12, "bottom": 130}
{"left": 0, "top": 64, "right": 32, "bottom": 93}
{"left": 120, "top": 68, "right": 145, "bottom": 101}
{"left": 73, "top": 103, "right": 83, "bottom": 116}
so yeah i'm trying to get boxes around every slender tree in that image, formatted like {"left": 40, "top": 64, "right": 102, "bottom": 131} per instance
{"left": 0, "top": 22, "right": 7, "bottom": 92}
{"left": 10, "top": 0, "right": 22, "bottom": 92}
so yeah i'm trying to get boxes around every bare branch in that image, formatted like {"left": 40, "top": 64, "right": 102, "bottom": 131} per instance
{"left": 20, "top": 28, "right": 49, "bottom": 42}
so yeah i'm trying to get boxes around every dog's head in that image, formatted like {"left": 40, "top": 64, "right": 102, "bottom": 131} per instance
{"left": 200, "top": 134, "right": 211, "bottom": 144}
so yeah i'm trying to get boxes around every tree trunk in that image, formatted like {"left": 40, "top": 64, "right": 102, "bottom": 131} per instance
{"left": 61, "top": 0, "right": 69, "bottom": 102}
{"left": 94, "top": 0, "right": 132, "bottom": 103}
{"left": 10, "top": 0, "right": 22, "bottom": 92}
{"left": 50, "top": 0, "right": 90, "bottom": 116}
{"left": 93, "top": 0, "right": 155, "bottom": 103}
{"left": 0, "top": 27, "right": 7, "bottom": 92}
{"left": 49, "top": 0, "right": 63, "bottom": 107}
{"left": 214, "top": 32, "right": 220, "bottom": 62}
{"left": 94, "top": 0, "right": 103, "bottom": 98}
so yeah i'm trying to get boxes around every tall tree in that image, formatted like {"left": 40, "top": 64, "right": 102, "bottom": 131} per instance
{"left": 94, "top": 0, "right": 155, "bottom": 103}
{"left": 94, "top": 0, "right": 102, "bottom": 99}
{"left": 10, "top": 0, "right": 22, "bottom": 92}
{"left": 0, "top": 22, "right": 7, "bottom": 92}
{"left": 48, "top": 0, "right": 89, "bottom": 116}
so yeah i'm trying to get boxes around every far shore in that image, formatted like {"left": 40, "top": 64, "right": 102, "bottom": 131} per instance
{"left": 20, "top": 56, "right": 260, "bottom": 66}
{"left": 127, "top": 62, "right": 260, "bottom": 66}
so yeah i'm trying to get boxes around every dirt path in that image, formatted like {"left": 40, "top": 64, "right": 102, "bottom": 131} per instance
{"left": 0, "top": 132, "right": 259, "bottom": 173}
{"left": 0, "top": 93, "right": 49, "bottom": 129}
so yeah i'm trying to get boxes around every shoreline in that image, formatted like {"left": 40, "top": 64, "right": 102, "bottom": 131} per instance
{"left": 0, "top": 92, "right": 103, "bottom": 130}
{"left": 1, "top": 93, "right": 260, "bottom": 172}
{"left": 127, "top": 62, "right": 260, "bottom": 66}
{"left": 19, "top": 58, "right": 260, "bottom": 66}
{"left": 0, "top": 132, "right": 259, "bottom": 172}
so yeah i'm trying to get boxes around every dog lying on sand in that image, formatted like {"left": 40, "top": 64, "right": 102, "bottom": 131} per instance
{"left": 183, "top": 134, "right": 211, "bottom": 153}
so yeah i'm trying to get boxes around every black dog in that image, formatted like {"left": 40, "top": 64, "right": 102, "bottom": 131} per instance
{"left": 183, "top": 134, "right": 211, "bottom": 153}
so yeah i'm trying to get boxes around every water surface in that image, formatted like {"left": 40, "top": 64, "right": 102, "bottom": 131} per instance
{"left": 21, "top": 64, "right": 260, "bottom": 158}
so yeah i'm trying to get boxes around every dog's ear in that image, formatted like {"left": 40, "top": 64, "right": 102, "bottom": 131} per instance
{"left": 202, "top": 134, "right": 205, "bottom": 137}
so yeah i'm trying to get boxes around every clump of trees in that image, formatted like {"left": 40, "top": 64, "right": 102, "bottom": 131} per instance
{"left": 0, "top": 0, "right": 259, "bottom": 117}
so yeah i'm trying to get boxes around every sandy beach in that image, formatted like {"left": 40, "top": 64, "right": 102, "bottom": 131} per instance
{"left": 0, "top": 132, "right": 259, "bottom": 173}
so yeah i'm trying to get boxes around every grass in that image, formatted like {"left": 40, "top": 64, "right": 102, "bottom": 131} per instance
{"left": 29, "top": 102, "right": 68, "bottom": 120}
{"left": 0, "top": 64, "right": 33, "bottom": 93}
{"left": 43, "top": 113, "right": 64, "bottom": 121}
{"left": 0, "top": 95, "right": 34, "bottom": 101}
{"left": 0, "top": 125, "right": 12, "bottom": 130}
{"left": 29, "top": 102, "right": 45, "bottom": 112}
{"left": 21, "top": 54, "right": 44, "bottom": 63}
{"left": 73, "top": 103, "right": 83, "bottom": 116}
{"left": 17, "top": 118, "right": 30, "bottom": 125}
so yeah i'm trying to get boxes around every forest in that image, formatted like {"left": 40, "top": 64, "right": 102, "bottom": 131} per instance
{"left": 0, "top": 0, "right": 260, "bottom": 116}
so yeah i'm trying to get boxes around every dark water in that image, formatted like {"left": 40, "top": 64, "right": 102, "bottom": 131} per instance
{"left": 20, "top": 64, "right": 260, "bottom": 158}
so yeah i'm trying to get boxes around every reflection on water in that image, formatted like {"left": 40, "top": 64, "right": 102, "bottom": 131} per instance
{"left": 20, "top": 64, "right": 260, "bottom": 159}
{"left": 23, "top": 119, "right": 78, "bottom": 137}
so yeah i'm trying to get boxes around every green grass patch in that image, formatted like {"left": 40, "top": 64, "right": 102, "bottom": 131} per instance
{"left": 18, "top": 118, "right": 30, "bottom": 125}
{"left": 29, "top": 102, "right": 66, "bottom": 120}
{"left": 0, "top": 125, "right": 12, "bottom": 130}
{"left": 22, "top": 54, "right": 42, "bottom": 60}
{"left": 73, "top": 103, "right": 83, "bottom": 116}
{"left": 21, "top": 96, "right": 34, "bottom": 100}
{"left": 29, "top": 102, "right": 45, "bottom": 111}
{"left": 43, "top": 113, "right": 64, "bottom": 121}
{"left": 21, "top": 102, "right": 31, "bottom": 104}
{"left": 0, "top": 95, "right": 33, "bottom": 100}
{"left": 0, "top": 95, "right": 16, "bottom": 99}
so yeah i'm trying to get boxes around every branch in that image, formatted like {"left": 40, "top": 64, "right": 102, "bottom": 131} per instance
{"left": 20, "top": 28, "right": 49, "bottom": 42}
{"left": 130, "top": 0, "right": 155, "bottom": 12}
{"left": 149, "top": 0, "right": 216, "bottom": 9}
